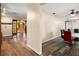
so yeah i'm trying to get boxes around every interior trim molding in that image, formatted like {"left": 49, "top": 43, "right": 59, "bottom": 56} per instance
{"left": 27, "top": 44, "right": 42, "bottom": 55}
{"left": 1, "top": 23, "right": 12, "bottom": 25}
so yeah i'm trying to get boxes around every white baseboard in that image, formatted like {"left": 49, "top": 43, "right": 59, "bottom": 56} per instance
{"left": 27, "top": 44, "right": 42, "bottom": 55}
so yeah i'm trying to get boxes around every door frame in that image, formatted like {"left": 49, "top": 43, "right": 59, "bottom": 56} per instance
{"left": 12, "top": 19, "right": 17, "bottom": 36}
{"left": 0, "top": 3, "right": 2, "bottom": 55}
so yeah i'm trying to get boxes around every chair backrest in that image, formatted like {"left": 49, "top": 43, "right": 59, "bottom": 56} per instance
{"left": 68, "top": 29, "right": 71, "bottom": 32}
{"left": 61, "top": 30, "right": 64, "bottom": 38}
{"left": 74, "top": 29, "right": 79, "bottom": 33}
{"left": 64, "top": 31, "right": 72, "bottom": 43}
{"left": 61, "top": 30, "right": 64, "bottom": 34}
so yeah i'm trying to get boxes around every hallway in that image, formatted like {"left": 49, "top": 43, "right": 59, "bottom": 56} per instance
{"left": 1, "top": 35, "right": 38, "bottom": 56}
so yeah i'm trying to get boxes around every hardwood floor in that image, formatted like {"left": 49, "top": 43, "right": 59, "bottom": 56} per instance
{"left": 1, "top": 36, "right": 39, "bottom": 56}
{"left": 42, "top": 37, "right": 79, "bottom": 56}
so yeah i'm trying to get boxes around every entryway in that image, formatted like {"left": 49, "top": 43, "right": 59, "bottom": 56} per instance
{"left": 12, "top": 19, "right": 27, "bottom": 46}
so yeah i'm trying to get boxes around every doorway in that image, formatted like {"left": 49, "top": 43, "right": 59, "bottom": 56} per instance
{"left": 12, "top": 19, "right": 26, "bottom": 46}
{"left": 12, "top": 20, "right": 17, "bottom": 36}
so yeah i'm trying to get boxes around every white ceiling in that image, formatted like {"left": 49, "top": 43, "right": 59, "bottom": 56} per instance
{"left": 1, "top": 3, "right": 27, "bottom": 19}
{"left": 2, "top": 3, "right": 79, "bottom": 19}
{"left": 41, "top": 3, "right": 79, "bottom": 19}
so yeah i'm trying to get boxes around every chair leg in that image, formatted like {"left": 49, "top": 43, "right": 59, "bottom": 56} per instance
{"left": 69, "top": 43, "right": 73, "bottom": 47}
{"left": 64, "top": 41, "right": 69, "bottom": 46}
{"left": 64, "top": 41, "right": 73, "bottom": 47}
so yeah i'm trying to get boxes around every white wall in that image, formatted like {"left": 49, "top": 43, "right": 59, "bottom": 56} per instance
{"left": 41, "top": 11, "right": 65, "bottom": 43}
{"left": 27, "top": 4, "right": 42, "bottom": 55}
{"left": 1, "top": 16, "right": 12, "bottom": 36}
{"left": 72, "top": 20, "right": 79, "bottom": 29}
{"left": 27, "top": 4, "right": 65, "bottom": 55}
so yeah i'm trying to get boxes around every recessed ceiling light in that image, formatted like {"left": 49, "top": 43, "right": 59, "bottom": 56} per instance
{"left": 52, "top": 13, "right": 56, "bottom": 15}
{"left": 40, "top": 3, "right": 46, "bottom": 5}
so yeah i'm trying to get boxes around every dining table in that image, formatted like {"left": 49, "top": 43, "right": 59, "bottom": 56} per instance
{"left": 72, "top": 33, "right": 79, "bottom": 38}
{"left": 72, "top": 33, "right": 79, "bottom": 45}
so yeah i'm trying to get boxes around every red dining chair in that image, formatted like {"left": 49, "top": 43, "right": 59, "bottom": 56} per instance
{"left": 64, "top": 31, "right": 74, "bottom": 46}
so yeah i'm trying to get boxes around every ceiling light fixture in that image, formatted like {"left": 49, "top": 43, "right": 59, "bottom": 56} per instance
{"left": 2, "top": 7, "right": 6, "bottom": 16}
{"left": 70, "top": 9, "right": 75, "bottom": 16}
{"left": 52, "top": 13, "right": 56, "bottom": 15}
{"left": 40, "top": 3, "right": 46, "bottom": 5}
{"left": 69, "top": 9, "right": 79, "bottom": 20}
{"left": 76, "top": 11, "right": 79, "bottom": 14}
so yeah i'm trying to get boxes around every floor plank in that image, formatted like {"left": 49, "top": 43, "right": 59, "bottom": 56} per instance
{"left": 42, "top": 37, "right": 79, "bottom": 56}
{"left": 1, "top": 35, "right": 39, "bottom": 56}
